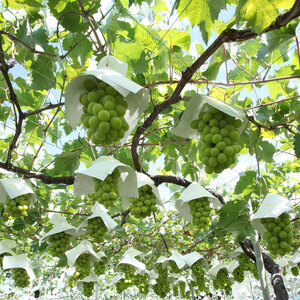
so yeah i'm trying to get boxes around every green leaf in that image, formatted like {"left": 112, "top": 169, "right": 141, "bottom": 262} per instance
{"left": 31, "top": 56, "right": 56, "bottom": 91}
{"left": 257, "top": 141, "right": 276, "bottom": 163}
{"left": 216, "top": 199, "right": 254, "bottom": 240}
{"left": 294, "top": 133, "right": 300, "bottom": 158}
{"left": 236, "top": 0, "right": 279, "bottom": 34}
{"left": 266, "top": 27, "right": 295, "bottom": 52}
{"left": 47, "top": 151, "right": 81, "bottom": 176}
{"left": 234, "top": 171, "right": 257, "bottom": 194}
{"left": 159, "top": 29, "right": 191, "bottom": 52}
{"left": 177, "top": 0, "right": 226, "bottom": 43}
{"left": 62, "top": 33, "right": 93, "bottom": 67}
{"left": 12, "top": 217, "right": 25, "bottom": 231}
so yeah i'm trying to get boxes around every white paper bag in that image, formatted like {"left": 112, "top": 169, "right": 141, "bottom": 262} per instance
{"left": 251, "top": 193, "right": 294, "bottom": 234}
{"left": 65, "top": 55, "right": 149, "bottom": 145}
{"left": 171, "top": 94, "right": 247, "bottom": 139}
{"left": 77, "top": 272, "right": 99, "bottom": 289}
{"left": 3, "top": 254, "right": 36, "bottom": 281}
{"left": 122, "top": 172, "right": 163, "bottom": 209}
{"left": 182, "top": 251, "right": 204, "bottom": 267}
{"left": 165, "top": 250, "right": 186, "bottom": 270}
{"left": 78, "top": 203, "right": 118, "bottom": 232}
{"left": 208, "top": 261, "right": 229, "bottom": 278}
{"left": 0, "top": 239, "right": 16, "bottom": 256}
{"left": 0, "top": 178, "right": 35, "bottom": 204}
{"left": 65, "top": 240, "right": 101, "bottom": 266}
{"left": 40, "top": 214, "right": 83, "bottom": 243}
{"left": 74, "top": 156, "right": 138, "bottom": 202}
{"left": 176, "top": 183, "right": 221, "bottom": 222}
{"left": 118, "top": 247, "right": 146, "bottom": 273}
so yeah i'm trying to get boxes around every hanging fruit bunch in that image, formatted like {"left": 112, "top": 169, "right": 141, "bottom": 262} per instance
{"left": 188, "top": 197, "right": 213, "bottom": 231}
{"left": 5, "top": 193, "right": 31, "bottom": 218}
{"left": 79, "top": 78, "right": 129, "bottom": 145}
{"left": 190, "top": 105, "right": 242, "bottom": 174}
{"left": 93, "top": 168, "right": 120, "bottom": 209}
{"left": 260, "top": 212, "right": 293, "bottom": 256}
{"left": 129, "top": 184, "right": 158, "bottom": 219}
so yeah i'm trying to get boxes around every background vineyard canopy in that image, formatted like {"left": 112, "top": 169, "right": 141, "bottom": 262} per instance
{"left": 0, "top": 0, "right": 299, "bottom": 299}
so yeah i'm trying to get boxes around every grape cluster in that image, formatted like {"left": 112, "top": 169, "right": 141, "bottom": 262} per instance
{"left": 83, "top": 281, "right": 94, "bottom": 298}
{"left": 261, "top": 212, "right": 293, "bottom": 256}
{"left": 119, "top": 263, "right": 136, "bottom": 279}
{"left": 115, "top": 264, "right": 136, "bottom": 294}
{"left": 190, "top": 106, "right": 242, "bottom": 174}
{"left": 291, "top": 264, "right": 299, "bottom": 276}
{"left": 152, "top": 264, "right": 170, "bottom": 298}
{"left": 93, "top": 257, "right": 108, "bottom": 276}
{"left": 47, "top": 232, "right": 71, "bottom": 257}
{"left": 74, "top": 253, "right": 91, "bottom": 279}
{"left": 179, "top": 281, "right": 186, "bottom": 298}
{"left": 129, "top": 185, "right": 158, "bottom": 218}
{"left": 237, "top": 253, "right": 259, "bottom": 280}
{"left": 87, "top": 217, "right": 108, "bottom": 244}
{"left": 94, "top": 169, "right": 120, "bottom": 208}
{"left": 12, "top": 268, "right": 30, "bottom": 288}
{"left": 5, "top": 194, "right": 31, "bottom": 218}
{"left": 172, "top": 284, "right": 179, "bottom": 297}
{"left": 191, "top": 260, "right": 208, "bottom": 293}
{"left": 168, "top": 260, "right": 181, "bottom": 273}
{"left": 232, "top": 266, "right": 244, "bottom": 283}
{"left": 68, "top": 275, "right": 78, "bottom": 288}
{"left": 133, "top": 273, "right": 149, "bottom": 295}
{"left": 188, "top": 197, "right": 213, "bottom": 231}
{"left": 0, "top": 252, "right": 11, "bottom": 269}
{"left": 80, "top": 78, "right": 129, "bottom": 145}
{"left": 213, "top": 268, "right": 233, "bottom": 291}
{"left": 115, "top": 278, "right": 133, "bottom": 293}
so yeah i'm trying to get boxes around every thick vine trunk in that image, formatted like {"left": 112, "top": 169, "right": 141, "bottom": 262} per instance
{"left": 240, "top": 240, "right": 288, "bottom": 300}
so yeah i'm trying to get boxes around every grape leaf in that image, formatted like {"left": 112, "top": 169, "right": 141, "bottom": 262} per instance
{"left": 46, "top": 151, "right": 81, "bottom": 176}
{"left": 236, "top": 0, "right": 279, "bottom": 34}
{"left": 216, "top": 199, "right": 254, "bottom": 240}
{"left": 177, "top": 0, "right": 226, "bottom": 43}
{"left": 293, "top": 133, "right": 300, "bottom": 158}
{"left": 234, "top": 171, "right": 257, "bottom": 194}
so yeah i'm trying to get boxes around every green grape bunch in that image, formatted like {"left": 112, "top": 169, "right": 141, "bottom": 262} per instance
{"left": 129, "top": 185, "right": 158, "bottom": 219}
{"left": 47, "top": 232, "right": 71, "bottom": 257}
{"left": 133, "top": 273, "right": 149, "bottom": 295}
{"left": 152, "top": 264, "right": 171, "bottom": 298}
{"left": 237, "top": 253, "right": 259, "bottom": 280}
{"left": 80, "top": 78, "right": 129, "bottom": 145}
{"left": 188, "top": 197, "right": 213, "bottom": 231}
{"left": 5, "top": 193, "right": 31, "bottom": 218}
{"left": 67, "top": 275, "right": 78, "bottom": 288}
{"left": 213, "top": 268, "right": 233, "bottom": 292}
{"left": 261, "top": 212, "right": 293, "bottom": 256}
{"left": 87, "top": 217, "right": 108, "bottom": 244}
{"left": 94, "top": 168, "right": 120, "bottom": 208}
{"left": 119, "top": 263, "right": 136, "bottom": 279}
{"left": 74, "top": 253, "right": 91, "bottom": 279}
{"left": 172, "top": 284, "right": 179, "bottom": 297}
{"left": 82, "top": 281, "right": 94, "bottom": 298}
{"left": 115, "top": 278, "right": 133, "bottom": 293}
{"left": 179, "top": 281, "right": 186, "bottom": 298}
{"left": 291, "top": 266, "right": 299, "bottom": 276}
{"left": 190, "top": 105, "right": 243, "bottom": 174}
{"left": 93, "top": 257, "right": 108, "bottom": 276}
{"left": 232, "top": 266, "right": 244, "bottom": 283}
{"left": 168, "top": 260, "right": 181, "bottom": 273}
{"left": 191, "top": 260, "right": 208, "bottom": 293}
{"left": 12, "top": 268, "right": 30, "bottom": 288}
